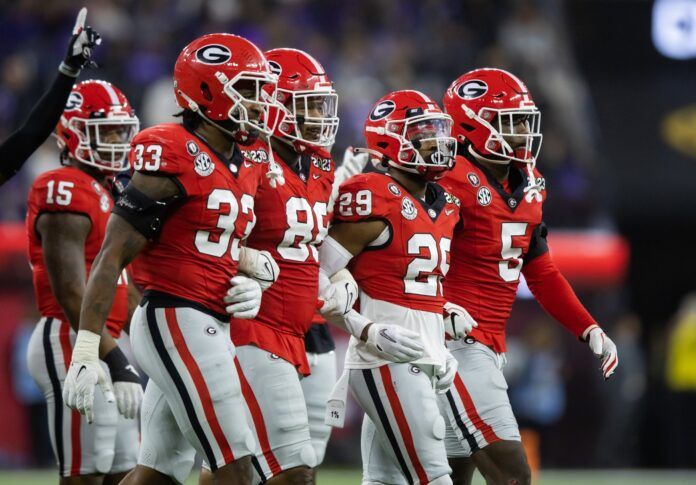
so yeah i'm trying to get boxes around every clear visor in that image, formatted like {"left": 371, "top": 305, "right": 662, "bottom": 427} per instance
{"left": 220, "top": 71, "right": 280, "bottom": 136}
{"left": 282, "top": 90, "right": 339, "bottom": 147}
{"left": 399, "top": 115, "right": 456, "bottom": 168}
{"left": 483, "top": 108, "right": 542, "bottom": 163}
{"left": 70, "top": 116, "right": 139, "bottom": 171}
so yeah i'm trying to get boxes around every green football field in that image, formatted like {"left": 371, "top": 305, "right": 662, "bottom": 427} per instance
{"left": 1, "top": 469, "right": 696, "bottom": 484}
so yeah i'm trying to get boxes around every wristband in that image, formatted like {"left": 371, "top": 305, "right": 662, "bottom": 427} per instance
{"left": 72, "top": 330, "right": 101, "bottom": 363}
{"left": 103, "top": 346, "right": 140, "bottom": 383}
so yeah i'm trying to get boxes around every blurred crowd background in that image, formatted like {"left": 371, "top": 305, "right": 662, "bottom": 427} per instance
{"left": 0, "top": 0, "right": 694, "bottom": 473}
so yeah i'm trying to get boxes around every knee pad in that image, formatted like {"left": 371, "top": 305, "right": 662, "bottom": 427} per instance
{"left": 299, "top": 442, "right": 318, "bottom": 469}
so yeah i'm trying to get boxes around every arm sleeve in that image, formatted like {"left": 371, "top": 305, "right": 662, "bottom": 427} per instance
{"left": 0, "top": 71, "right": 75, "bottom": 180}
{"left": 522, "top": 251, "right": 597, "bottom": 339}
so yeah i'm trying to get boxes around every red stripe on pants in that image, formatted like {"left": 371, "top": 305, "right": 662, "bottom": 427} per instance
{"left": 379, "top": 366, "right": 429, "bottom": 485}
{"left": 453, "top": 373, "right": 500, "bottom": 445}
{"left": 164, "top": 308, "right": 235, "bottom": 464}
{"left": 58, "top": 320, "right": 82, "bottom": 476}
{"left": 234, "top": 357, "right": 282, "bottom": 476}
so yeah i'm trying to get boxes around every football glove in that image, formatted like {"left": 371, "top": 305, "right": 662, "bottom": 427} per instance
{"left": 335, "top": 147, "right": 369, "bottom": 185}
{"left": 103, "top": 347, "right": 142, "bottom": 419}
{"left": 63, "top": 330, "right": 114, "bottom": 424}
{"left": 318, "top": 269, "right": 359, "bottom": 319}
{"left": 365, "top": 323, "right": 425, "bottom": 363}
{"left": 59, "top": 8, "right": 102, "bottom": 77}
{"left": 443, "top": 302, "right": 478, "bottom": 340}
{"left": 224, "top": 275, "right": 262, "bottom": 319}
{"left": 435, "top": 350, "right": 459, "bottom": 394}
{"left": 238, "top": 247, "right": 279, "bottom": 291}
{"left": 583, "top": 325, "right": 619, "bottom": 380}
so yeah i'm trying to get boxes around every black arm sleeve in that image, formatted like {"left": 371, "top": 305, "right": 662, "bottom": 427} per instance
{"left": 0, "top": 71, "right": 75, "bottom": 181}
{"left": 524, "top": 221, "right": 550, "bottom": 263}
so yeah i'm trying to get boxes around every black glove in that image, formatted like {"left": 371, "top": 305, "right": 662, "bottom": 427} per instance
{"left": 59, "top": 8, "right": 102, "bottom": 77}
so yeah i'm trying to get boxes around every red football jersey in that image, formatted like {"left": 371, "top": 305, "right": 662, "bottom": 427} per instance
{"left": 230, "top": 141, "right": 334, "bottom": 376}
{"left": 26, "top": 166, "right": 129, "bottom": 338}
{"left": 334, "top": 172, "right": 460, "bottom": 313}
{"left": 440, "top": 154, "right": 547, "bottom": 352}
{"left": 128, "top": 123, "right": 262, "bottom": 316}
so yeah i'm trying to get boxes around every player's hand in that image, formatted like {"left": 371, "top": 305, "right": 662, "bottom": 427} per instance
{"left": 62, "top": 331, "right": 114, "bottom": 424}
{"left": 59, "top": 8, "right": 102, "bottom": 77}
{"left": 238, "top": 247, "right": 279, "bottom": 291}
{"left": 443, "top": 302, "right": 478, "bottom": 340}
{"left": 365, "top": 323, "right": 425, "bottom": 363}
{"left": 334, "top": 147, "right": 369, "bottom": 186}
{"left": 319, "top": 269, "right": 359, "bottom": 318}
{"left": 584, "top": 325, "right": 619, "bottom": 380}
{"left": 224, "top": 275, "right": 262, "bottom": 319}
{"left": 103, "top": 346, "right": 142, "bottom": 419}
{"left": 435, "top": 350, "right": 458, "bottom": 394}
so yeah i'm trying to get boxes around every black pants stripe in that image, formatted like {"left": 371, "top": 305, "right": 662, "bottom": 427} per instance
{"left": 42, "top": 317, "right": 65, "bottom": 475}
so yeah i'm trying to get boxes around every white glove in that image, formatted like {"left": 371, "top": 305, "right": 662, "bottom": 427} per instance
{"left": 113, "top": 382, "right": 142, "bottom": 419}
{"left": 238, "top": 247, "right": 279, "bottom": 291}
{"left": 435, "top": 350, "right": 458, "bottom": 394}
{"left": 443, "top": 302, "right": 478, "bottom": 340}
{"left": 224, "top": 275, "right": 262, "bottom": 319}
{"left": 584, "top": 325, "right": 619, "bottom": 380}
{"left": 103, "top": 347, "right": 143, "bottom": 419}
{"left": 319, "top": 269, "right": 359, "bottom": 318}
{"left": 334, "top": 147, "right": 369, "bottom": 186}
{"left": 365, "top": 323, "right": 425, "bottom": 363}
{"left": 63, "top": 330, "right": 115, "bottom": 424}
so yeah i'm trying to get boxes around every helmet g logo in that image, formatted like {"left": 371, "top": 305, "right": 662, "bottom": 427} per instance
{"left": 456, "top": 80, "right": 488, "bottom": 100}
{"left": 196, "top": 44, "right": 232, "bottom": 64}
{"left": 268, "top": 60, "right": 282, "bottom": 77}
{"left": 65, "top": 92, "right": 83, "bottom": 111}
{"left": 369, "top": 100, "right": 396, "bottom": 121}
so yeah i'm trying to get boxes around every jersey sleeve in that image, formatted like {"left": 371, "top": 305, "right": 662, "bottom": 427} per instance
{"left": 128, "top": 127, "right": 194, "bottom": 194}
{"left": 333, "top": 174, "right": 392, "bottom": 223}
{"left": 30, "top": 172, "right": 96, "bottom": 223}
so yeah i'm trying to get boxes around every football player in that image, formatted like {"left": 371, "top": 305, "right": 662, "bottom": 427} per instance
{"left": 62, "top": 33, "right": 282, "bottom": 485}
{"left": 227, "top": 47, "right": 340, "bottom": 484}
{"left": 438, "top": 68, "right": 619, "bottom": 485}
{"left": 25, "top": 79, "right": 141, "bottom": 483}
{"left": 0, "top": 8, "right": 101, "bottom": 186}
{"left": 319, "top": 90, "right": 460, "bottom": 485}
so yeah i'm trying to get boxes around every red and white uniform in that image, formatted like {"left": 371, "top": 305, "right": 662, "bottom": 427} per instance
{"left": 26, "top": 166, "right": 136, "bottom": 477}
{"left": 126, "top": 123, "right": 261, "bottom": 478}
{"left": 27, "top": 166, "right": 129, "bottom": 338}
{"left": 229, "top": 141, "right": 334, "bottom": 478}
{"left": 336, "top": 172, "right": 459, "bottom": 484}
{"left": 231, "top": 141, "right": 333, "bottom": 374}
{"left": 442, "top": 155, "right": 547, "bottom": 354}
{"left": 337, "top": 172, "right": 460, "bottom": 371}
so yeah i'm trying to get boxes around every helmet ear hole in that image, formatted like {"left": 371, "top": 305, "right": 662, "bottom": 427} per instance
{"left": 200, "top": 82, "right": 213, "bottom": 102}
{"left": 460, "top": 122, "right": 476, "bottom": 132}
{"left": 377, "top": 141, "right": 389, "bottom": 149}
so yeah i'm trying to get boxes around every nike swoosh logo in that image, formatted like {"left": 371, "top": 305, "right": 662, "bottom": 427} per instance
{"left": 343, "top": 282, "right": 355, "bottom": 313}
{"left": 445, "top": 209, "right": 454, "bottom": 215}
{"left": 312, "top": 174, "right": 321, "bottom": 179}
{"left": 379, "top": 328, "right": 397, "bottom": 343}
{"left": 76, "top": 365, "right": 86, "bottom": 378}
{"left": 262, "top": 261, "right": 275, "bottom": 281}
{"left": 243, "top": 161, "right": 252, "bottom": 168}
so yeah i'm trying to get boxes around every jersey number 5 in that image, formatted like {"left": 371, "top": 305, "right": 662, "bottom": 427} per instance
{"left": 499, "top": 222, "right": 528, "bottom": 282}
{"left": 404, "top": 233, "right": 451, "bottom": 297}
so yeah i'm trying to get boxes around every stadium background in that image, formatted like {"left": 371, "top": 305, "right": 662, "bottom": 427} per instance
{"left": 0, "top": 0, "right": 694, "bottom": 482}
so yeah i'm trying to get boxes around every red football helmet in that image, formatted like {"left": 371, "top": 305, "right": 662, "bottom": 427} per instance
{"left": 443, "top": 68, "right": 542, "bottom": 164}
{"left": 174, "top": 33, "right": 279, "bottom": 144}
{"left": 55, "top": 80, "right": 139, "bottom": 171}
{"left": 264, "top": 48, "right": 339, "bottom": 152}
{"left": 363, "top": 90, "right": 455, "bottom": 181}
